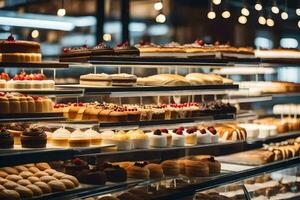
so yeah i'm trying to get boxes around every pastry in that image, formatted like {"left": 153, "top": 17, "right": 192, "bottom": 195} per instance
{"left": 60, "top": 179, "right": 75, "bottom": 189}
{"left": 192, "top": 155, "right": 221, "bottom": 174}
{"left": 196, "top": 128, "right": 211, "bottom": 144}
{"left": 128, "top": 129, "right": 149, "bottom": 149}
{"left": 26, "top": 184, "right": 43, "bottom": 196}
{"left": 15, "top": 185, "right": 35, "bottom": 198}
{"left": 0, "top": 128, "right": 14, "bottom": 149}
{"left": 6, "top": 175, "right": 22, "bottom": 182}
{"left": 39, "top": 176, "right": 56, "bottom": 183}
{"left": 51, "top": 128, "right": 71, "bottom": 147}
{"left": 114, "top": 41, "right": 140, "bottom": 56}
{"left": 17, "top": 179, "right": 31, "bottom": 186}
{"left": 21, "top": 127, "right": 47, "bottom": 148}
{"left": 111, "top": 130, "right": 132, "bottom": 151}
{"left": 161, "top": 160, "right": 180, "bottom": 176}
{"left": 185, "top": 73, "right": 224, "bottom": 85}
{"left": 28, "top": 166, "right": 40, "bottom": 174}
{"left": 85, "top": 129, "right": 101, "bottom": 145}
{"left": 35, "top": 162, "right": 51, "bottom": 171}
{"left": 80, "top": 73, "right": 112, "bottom": 86}
{"left": 0, "top": 34, "right": 42, "bottom": 62}
{"left": 184, "top": 127, "right": 197, "bottom": 146}
{"left": 33, "top": 182, "right": 52, "bottom": 194}
{"left": 69, "top": 129, "right": 90, "bottom": 147}
{"left": 147, "top": 129, "right": 167, "bottom": 148}
{"left": 7, "top": 96, "right": 21, "bottom": 113}
{"left": 77, "top": 169, "right": 106, "bottom": 185}
{"left": 145, "top": 163, "right": 164, "bottom": 178}
{"left": 0, "top": 95, "right": 9, "bottom": 114}
{"left": 64, "top": 158, "right": 89, "bottom": 177}
{"left": 1, "top": 167, "right": 18, "bottom": 175}
{"left": 184, "top": 160, "right": 209, "bottom": 177}
{"left": 19, "top": 171, "right": 33, "bottom": 179}
{"left": 160, "top": 129, "right": 172, "bottom": 147}
{"left": 110, "top": 73, "right": 137, "bottom": 86}
{"left": 60, "top": 175, "right": 79, "bottom": 187}
{"left": 27, "top": 177, "right": 40, "bottom": 184}
{"left": 48, "top": 180, "right": 66, "bottom": 192}
{"left": 103, "top": 163, "right": 127, "bottom": 182}
{"left": 125, "top": 107, "right": 141, "bottom": 121}
{"left": 170, "top": 128, "right": 185, "bottom": 147}
{"left": 34, "top": 171, "right": 48, "bottom": 178}
{"left": 126, "top": 162, "right": 150, "bottom": 179}
{"left": 137, "top": 74, "right": 191, "bottom": 86}
{"left": 0, "top": 189, "right": 20, "bottom": 200}
{"left": 14, "top": 165, "right": 28, "bottom": 172}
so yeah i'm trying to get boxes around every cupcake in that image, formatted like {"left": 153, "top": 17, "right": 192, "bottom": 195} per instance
{"left": 147, "top": 129, "right": 167, "bottom": 148}
{"left": 184, "top": 127, "right": 197, "bottom": 146}
{"left": 101, "top": 130, "right": 115, "bottom": 145}
{"left": 128, "top": 129, "right": 149, "bottom": 149}
{"left": 111, "top": 130, "right": 132, "bottom": 151}
{"left": 0, "top": 128, "right": 14, "bottom": 149}
{"left": 21, "top": 127, "right": 47, "bottom": 148}
{"left": 64, "top": 157, "right": 89, "bottom": 177}
{"left": 171, "top": 129, "right": 185, "bottom": 147}
{"left": 126, "top": 162, "right": 150, "bottom": 179}
{"left": 160, "top": 129, "right": 172, "bottom": 147}
{"left": 103, "top": 163, "right": 127, "bottom": 182}
{"left": 85, "top": 129, "right": 101, "bottom": 146}
{"left": 196, "top": 128, "right": 211, "bottom": 144}
{"left": 51, "top": 128, "right": 71, "bottom": 147}
{"left": 69, "top": 129, "right": 90, "bottom": 147}
{"left": 207, "top": 127, "right": 219, "bottom": 143}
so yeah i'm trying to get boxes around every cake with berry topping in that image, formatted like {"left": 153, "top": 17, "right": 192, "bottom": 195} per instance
{"left": 171, "top": 128, "right": 185, "bottom": 147}
{"left": 183, "top": 127, "right": 198, "bottom": 146}
{"left": 147, "top": 129, "right": 167, "bottom": 148}
{"left": 59, "top": 44, "right": 91, "bottom": 62}
{"left": 114, "top": 41, "right": 140, "bottom": 56}
{"left": 0, "top": 34, "right": 41, "bottom": 62}
{"left": 91, "top": 42, "right": 114, "bottom": 56}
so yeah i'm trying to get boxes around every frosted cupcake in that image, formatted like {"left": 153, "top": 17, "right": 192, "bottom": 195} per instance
{"left": 101, "top": 130, "right": 115, "bottom": 145}
{"left": 128, "top": 129, "right": 149, "bottom": 149}
{"left": 69, "top": 129, "right": 91, "bottom": 147}
{"left": 112, "top": 130, "right": 132, "bottom": 151}
{"left": 51, "top": 128, "right": 71, "bottom": 147}
{"left": 184, "top": 127, "right": 197, "bottom": 146}
{"left": 147, "top": 129, "right": 167, "bottom": 148}
{"left": 207, "top": 126, "right": 219, "bottom": 143}
{"left": 171, "top": 129, "right": 185, "bottom": 147}
{"left": 85, "top": 129, "right": 102, "bottom": 145}
{"left": 196, "top": 128, "right": 211, "bottom": 144}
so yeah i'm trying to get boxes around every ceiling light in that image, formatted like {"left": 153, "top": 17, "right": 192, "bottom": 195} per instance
{"left": 281, "top": 12, "right": 288, "bottom": 20}
{"left": 222, "top": 10, "right": 230, "bottom": 18}
{"left": 296, "top": 8, "right": 300, "bottom": 16}
{"left": 255, "top": 0, "right": 262, "bottom": 11}
{"left": 241, "top": 7, "right": 250, "bottom": 16}
{"left": 156, "top": 13, "right": 166, "bottom": 23}
{"left": 258, "top": 16, "right": 266, "bottom": 25}
{"left": 266, "top": 18, "right": 274, "bottom": 26}
{"left": 207, "top": 11, "right": 216, "bottom": 19}
{"left": 154, "top": 1, "right": 163, "bottom": 11}
{"left": 0, "top": 16, "right": 74, "bottom": 31}
{"left": 212, "top": 0, "right": 221, "bottom": 5}
{"left": 271, "top": 1, "right": 279, "bottom": 14}
{"left": 31, "top": 30, "right": 39, "bottom": 38}
{"left": 238, "top": 16, "right": 247, "bottom": 24}
{"left": 57, "top": 8, "right": 66, "bottom": 17}
{"left": 103, "top": 33, "right": 112, "bottom": 41}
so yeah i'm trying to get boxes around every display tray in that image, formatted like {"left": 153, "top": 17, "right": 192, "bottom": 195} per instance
{"left": 0, "top": 61, "right": 69, "bottom": 68}
{"left": 0, "top": 88, "right": 84, "bottom": 96}
{"left": 98, "top": 113, "right": 236, "bottom": 129}
{"left": 0, "top": 112, "right": 65, "bottom": 122}
{"left": 0, "top": 144, "right": 115, "bottom": 167}
{"left": 57, "top": 84, "right": 239, "bottom": 96}
{"left": 89, "top": 56, "right": 260, "bottom": 66}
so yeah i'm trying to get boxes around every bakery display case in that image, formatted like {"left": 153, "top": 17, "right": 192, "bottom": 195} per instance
{"left": 0, "top": 35, "right": 300, "bottom": 200}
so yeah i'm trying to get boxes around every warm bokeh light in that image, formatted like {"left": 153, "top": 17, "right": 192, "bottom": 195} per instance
{"left": 241, "top": 8, "right": 250, "bottom": 16}
{"left": 57, "top": 8, "right": 66, "bottom": 17}
{"left": 31, "top": 30, "right": 39, "bottom": 38}
{"left": 156, "top": 13, "right": 166, "bottom": 23}
{"left": 238, "top": 15, "right": 247, "bottom": 24}
{"left": 154, "top": 1, "right": 163, "bottom": 11}
{"left": 271, "top": 6, "right": 279, "bottom": 14}
{"left": 298, "top": 20, "right": 300, "bottom": 28}
{"left": 266, "top": 18, "right": 274, "bottom": 26}
{"left": 258, "top": 16, "right": 266, "bottom": 25}
{"left": 281, "top": 12, "right": 288, "bottom": 20}
{"left": 297, "top": 8, "right": 300, "bottom": 16}
{"left": 207, "top": 11, "right": 216, "bottom": 19}
{"left": 255, "top": 3, "right": 262, "bottom": 11}
{"left": 221, "top": 10, "right": 230, "bottom": 18}
{"left": 103, "top": 33, "right": 112, "bottom": 41}
{"left": 212, "top": 0, "right": 221, "bottom": 5}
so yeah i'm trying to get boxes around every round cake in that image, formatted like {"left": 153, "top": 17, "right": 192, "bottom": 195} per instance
{"left": 0, "top": 34, "right": 42, "bottom": 62}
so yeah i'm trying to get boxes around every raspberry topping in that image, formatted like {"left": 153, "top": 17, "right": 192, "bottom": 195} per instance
{"left": 199, "top": 128, "right": 206, "bottom": 134}
{"left": 7, "top": 34, "right": 14, "bottom": 41}
{"left": 160, "top": 129, "right": 168, "bottom": 133}
{"left": 153, "top": 129, "right": 162, "bottom": 135}
{"left": 208, "top": 126, "right": 217, "bottom": 135}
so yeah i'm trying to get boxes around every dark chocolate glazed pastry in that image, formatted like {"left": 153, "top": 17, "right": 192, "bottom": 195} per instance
{"left": 21, "top": 127, "right": 47, "bottom": 148}
{"left": 114, "top": 41, "right": 140, "bottom": 56}
{"left": 0, "top": 128, "right": 14, "bottom": 149}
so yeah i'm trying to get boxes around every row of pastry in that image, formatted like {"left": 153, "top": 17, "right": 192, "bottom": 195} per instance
{"left": 54, "top": 101, "right": 236, "bottom": 122}
{"left": 0, "top": 93, "right": 53, "bottom": 114}
{"left": 0, "top": 163, "right": 79, "bottom": 200}
{"left": 79, "top": 73, "right": 233, "bottom": 87}
{"left": 273, "top": 104, "right": 300, "bottom": 115}
{"left": 4, "top": 117, "right": 300, "bottom": 150}
{"left": 0, "top": 72, "right": 54, "bottom": 90}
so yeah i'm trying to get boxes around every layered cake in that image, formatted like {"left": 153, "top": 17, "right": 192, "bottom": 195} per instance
{"left": 0, "top": 34, "right": 41, "bottom": 63}
{"left": 255, "top": 48, "right": 300, "bottom": 59}
{"left": 79, "top": 73, "right": 137, "bottom": 87}
{"left": 114, "top": 41, "right": 140, "bottom": 56}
